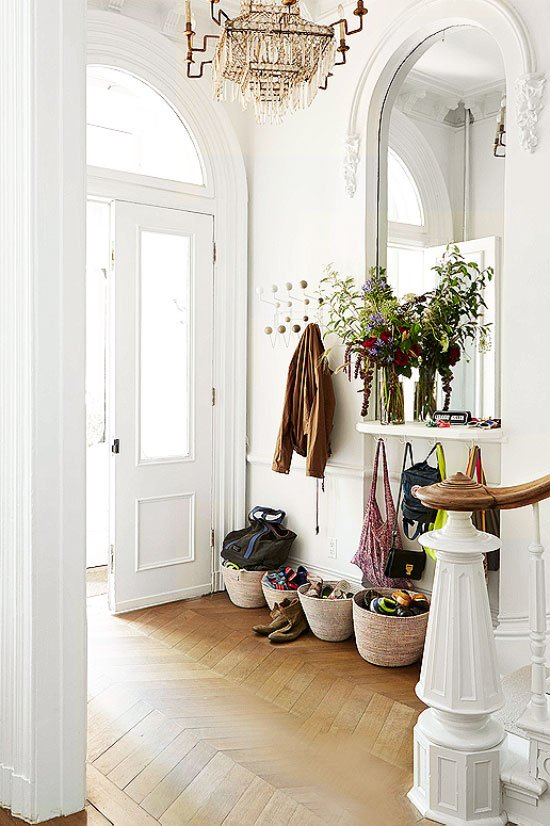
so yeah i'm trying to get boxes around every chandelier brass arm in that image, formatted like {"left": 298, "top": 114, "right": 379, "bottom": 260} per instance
{"left": 210, "top": 0, "right": 230, "bottom": 27}
{"left": 328, "top": 0, "right": 368, "bottom": 37}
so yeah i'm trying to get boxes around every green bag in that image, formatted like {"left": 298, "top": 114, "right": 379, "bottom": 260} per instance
{"left": 425, "top": 443, "right": 447, "bottom": 562}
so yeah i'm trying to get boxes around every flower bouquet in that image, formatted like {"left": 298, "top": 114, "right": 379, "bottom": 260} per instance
{"left": 319, "top": 246, "right": 492, "bottom": 420}
{"left": 320, "top": 266, "right": 422, "bottom": 422}
{"left": 404, "top": 245, "right": 493, "bottom": 412}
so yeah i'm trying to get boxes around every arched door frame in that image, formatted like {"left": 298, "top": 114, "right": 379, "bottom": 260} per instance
{"left": 88, "top": 11, "right": 248, "bottom": 594}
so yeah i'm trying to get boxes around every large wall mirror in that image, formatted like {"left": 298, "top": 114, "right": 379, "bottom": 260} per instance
{"left": 377, "top": 27, "right": 505, "bottom": 419}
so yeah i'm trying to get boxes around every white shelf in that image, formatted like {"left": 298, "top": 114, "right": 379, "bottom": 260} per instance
{"left": 356, "top": 421, "right": 506, "bottom": 444}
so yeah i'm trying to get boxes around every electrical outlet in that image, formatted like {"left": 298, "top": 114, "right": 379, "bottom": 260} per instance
{"left": 328, "top": 537, "right": 338, "bottom": 559}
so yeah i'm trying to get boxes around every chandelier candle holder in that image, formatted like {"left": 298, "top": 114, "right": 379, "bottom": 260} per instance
{"left": 184, "top": 0, "right": 368, "bottom": 123}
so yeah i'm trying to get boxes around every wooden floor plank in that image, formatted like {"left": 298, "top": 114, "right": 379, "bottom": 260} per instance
{"left": 87, "top": 765, "right": 159, "bottom": 826}
{"left": 159, "top": 751, "right": 235, "bottom": 825}
{"left": 140, "top": 741, "right": 217, "bottom": 819}
{"left": 124, "top": 730, "right": 199, "bottom": 805}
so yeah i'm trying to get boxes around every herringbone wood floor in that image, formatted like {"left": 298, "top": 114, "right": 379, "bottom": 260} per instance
{"left": 2, "top": 592, "right": 437, "bottom": 825}
{"left": 85, "top": 592, "right": 435, "bottom": 825}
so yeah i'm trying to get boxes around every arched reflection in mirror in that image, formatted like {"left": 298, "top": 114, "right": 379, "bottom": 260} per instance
{"left": 379, "top": 27, "right": 505, "bottom": 419}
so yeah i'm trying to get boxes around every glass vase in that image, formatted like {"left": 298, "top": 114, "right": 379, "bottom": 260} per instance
{"left": 378, "top": 367, "right": 405, "bottom": 425}
{"left": 414, "top": 367, "right": 437, "bottom": 422}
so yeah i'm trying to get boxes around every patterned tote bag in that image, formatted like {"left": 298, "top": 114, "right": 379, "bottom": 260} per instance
{"left": 352, "top": 439, "right": 410, "bottom": 588}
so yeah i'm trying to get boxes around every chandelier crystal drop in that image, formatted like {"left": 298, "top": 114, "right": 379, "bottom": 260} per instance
{"left": 184, "top": 0, "right": 368, "bottom": 124}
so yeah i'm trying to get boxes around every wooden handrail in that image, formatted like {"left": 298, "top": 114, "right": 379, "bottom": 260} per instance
{"left": 414, "top": 472, "right": 550, "bottom": 512}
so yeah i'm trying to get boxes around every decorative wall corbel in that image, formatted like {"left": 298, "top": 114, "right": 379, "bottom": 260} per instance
{"left": 516, "top": 72, "right": 546, "bottom": 152}
{"left": 344, "top": 134, "right": 360, "bottom": 197}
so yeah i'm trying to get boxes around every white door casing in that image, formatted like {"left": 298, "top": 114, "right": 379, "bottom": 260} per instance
{"left": 112, "top": 203, "right": 214, "bottom": 612}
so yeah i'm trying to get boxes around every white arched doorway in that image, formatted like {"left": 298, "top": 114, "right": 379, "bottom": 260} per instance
{"left": 87, "top": 12, "right": 247, "bottom": 612}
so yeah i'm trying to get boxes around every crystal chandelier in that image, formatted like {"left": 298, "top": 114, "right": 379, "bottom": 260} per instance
{"left": 184, "top": 0, "right": 368, "bottom": 123}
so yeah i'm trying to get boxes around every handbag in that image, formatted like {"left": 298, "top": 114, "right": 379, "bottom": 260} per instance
{"left": 466, "top": 446, "right": 500, "bottom": 571}
{"left": 384, "top": 442, "right": 426, "bottom": 581}
{"left": 424, "top": 443, "right": 447, "bottom": 562}
{"left": 222, "top": 506, "right": 297, "bottom": 570}
{"left": 351, "top": 439, "right": 410, "bottom": 588}
{"left": 401, "top": 442, "right": 442, "bottom": 540}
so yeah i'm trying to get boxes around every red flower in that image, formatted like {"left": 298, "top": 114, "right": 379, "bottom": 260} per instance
{"left": 448, "top": 346, "right": 461, "bottom": 366}
{"left": 380, "top": 331, "right": 391, "bottom": 343}
{"left": 394, "top": 350, "right": 409, "bottom": 367}
{"left": 362, "top": 337, "right": 377, "bottom": 349}
{"left": 409, "top": 344, "right": 423, "bottom": 358}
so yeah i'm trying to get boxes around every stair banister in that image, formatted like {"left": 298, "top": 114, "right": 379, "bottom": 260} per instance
{"left": 516, "top": 501, "right": 550, "bottom": 732}
{"left": 408, "top": 472, "right": 550, "bottom": 826}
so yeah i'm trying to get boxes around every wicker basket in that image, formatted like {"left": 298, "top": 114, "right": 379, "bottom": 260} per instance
{"left": 222, "top": 567, "right": 266, "bottom": 609}
{"left": 353, "top": 589, "right": 429, "bottom": 667}
{"left": 261, "top": 575, "right": 299, "bottom": 609}
{"left": 297, "top": 582, "right": 358, "bottom": 642}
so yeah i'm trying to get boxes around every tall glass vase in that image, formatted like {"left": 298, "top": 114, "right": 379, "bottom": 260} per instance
{"left": 378, "top": 367, "right": 405, "bottom": 425}
{"left": 414, "top": 366, "right": 437, "bottom": 422}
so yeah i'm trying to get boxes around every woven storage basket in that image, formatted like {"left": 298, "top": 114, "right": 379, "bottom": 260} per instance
{"left": 222, "top": 567, "right": 266, "bottom": 609}
{"left": 353, "top": 589, "right": 429, "bottom": 667}
{"left": 297, "top": 582, "right": 358, "bottom": 642}
{"left": 261, "top": 575, "right": 299, "bottom": 609}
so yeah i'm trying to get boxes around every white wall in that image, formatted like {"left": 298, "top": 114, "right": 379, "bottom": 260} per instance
{"left": 469, "top": 116, "right": 506, "bottom": 240}
{"left": 406, "top": 113, "right": 505, "bottom": 242}
{"left": 406, "top": 115, "right": 465, "bottom": 238}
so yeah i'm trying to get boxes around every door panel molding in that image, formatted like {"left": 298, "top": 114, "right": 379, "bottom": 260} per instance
{"left": 135, "top": 492, "right": 196, "bottom": 572}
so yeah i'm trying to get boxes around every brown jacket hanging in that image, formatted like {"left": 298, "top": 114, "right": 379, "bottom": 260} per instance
{"left": 272, "top": 323, "right": 336, "bottom": 479}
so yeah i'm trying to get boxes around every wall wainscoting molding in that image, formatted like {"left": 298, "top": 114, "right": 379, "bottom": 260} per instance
{"left": 246, "top": 452, "right": 366, "bottom": 479}
{"left": 515, "top": 72, "right": 547, "bottom": 152}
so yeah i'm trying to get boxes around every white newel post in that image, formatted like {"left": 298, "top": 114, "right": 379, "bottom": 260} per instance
{"left": 408, "top": 505, "right": 506, "bottom": 826}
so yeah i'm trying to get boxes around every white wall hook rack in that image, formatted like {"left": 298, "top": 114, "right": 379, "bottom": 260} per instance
{"left": 257, "top": 280, "right": 324, "bottom": 348}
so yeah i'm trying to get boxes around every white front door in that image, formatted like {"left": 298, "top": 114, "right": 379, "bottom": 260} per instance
{"left": 112, "top": 202, "right": 214, "bottom": 612}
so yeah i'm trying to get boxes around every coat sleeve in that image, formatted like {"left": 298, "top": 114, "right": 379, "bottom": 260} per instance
{"left": 272, "top": 362, "right": 296, "bottom": 474}
{"left": 305, "top": 351, "right": 336, "bottom": 478}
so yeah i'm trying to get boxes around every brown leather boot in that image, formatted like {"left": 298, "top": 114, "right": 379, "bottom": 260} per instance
{"left": 252, "top": 602, "right": 289, "bottom": 636}
{"left": 268, "top": 598, "right": 308, "bottom": 644}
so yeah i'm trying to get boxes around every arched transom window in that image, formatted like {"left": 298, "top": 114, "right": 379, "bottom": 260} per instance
{"left": 387, "top": 148, "right": 424, "bottom": 227}
{"left": 87, "top": 65, "right": 204, "bottom": 185}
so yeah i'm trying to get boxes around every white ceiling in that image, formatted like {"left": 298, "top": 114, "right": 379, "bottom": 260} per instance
{"left": 410, "top": 28, "right": 505, "bottom": 97}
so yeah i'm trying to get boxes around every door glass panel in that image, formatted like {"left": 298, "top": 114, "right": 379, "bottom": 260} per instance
{"left": 140, "top": 230, "right": 192, "bottom": 461}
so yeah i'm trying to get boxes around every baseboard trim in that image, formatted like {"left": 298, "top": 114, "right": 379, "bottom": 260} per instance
{"left": 112, "top": 583, "right": 212, "bottom": 614}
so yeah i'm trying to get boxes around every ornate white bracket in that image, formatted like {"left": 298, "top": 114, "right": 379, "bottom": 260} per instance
{"left": 516, "top": 72, "right": 546, "bottom": 152}
{"left": 344, "top": 133, "right": 360, "bottom": 198}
